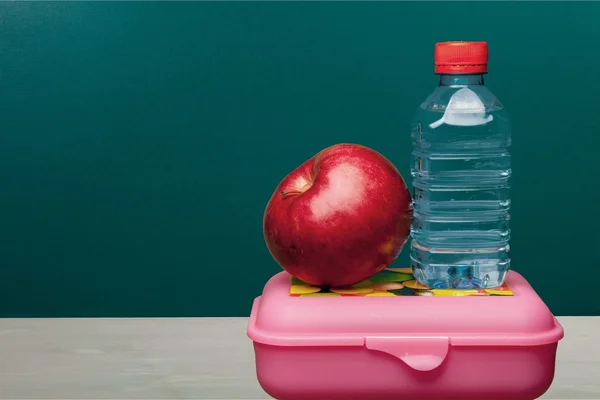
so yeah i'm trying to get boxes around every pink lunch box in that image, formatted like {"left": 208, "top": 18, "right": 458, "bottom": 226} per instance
{"left": 247, "top": 270, "right": 564, "bottom": 400}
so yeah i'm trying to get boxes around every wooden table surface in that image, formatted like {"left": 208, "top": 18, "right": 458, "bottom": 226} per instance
{"left": 0, "top": 317, "right": 597, "bottom": 399}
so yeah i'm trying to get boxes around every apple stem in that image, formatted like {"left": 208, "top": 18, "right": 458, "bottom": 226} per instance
{"left": 279, "top": 189, "right": 303, "bottom": 199}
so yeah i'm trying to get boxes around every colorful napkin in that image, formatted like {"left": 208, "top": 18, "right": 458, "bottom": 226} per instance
{"left": 290, "top": 267, "right": 513, "bottom": 297}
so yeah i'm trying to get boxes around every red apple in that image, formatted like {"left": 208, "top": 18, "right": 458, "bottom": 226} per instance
{"left": 263, "top": 143, "right": 413, "bottom": 287}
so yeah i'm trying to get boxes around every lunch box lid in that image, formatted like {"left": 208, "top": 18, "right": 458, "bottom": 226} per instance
{"left": 248, "top": 270, "right": 563, "bottom": 358}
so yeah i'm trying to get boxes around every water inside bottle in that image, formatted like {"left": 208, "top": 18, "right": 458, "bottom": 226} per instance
{"left": 411, "top": 84, "right": 512, "bottom": 289}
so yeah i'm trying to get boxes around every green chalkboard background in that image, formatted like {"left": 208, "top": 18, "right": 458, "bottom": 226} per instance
{"left": 1, "top": 2, "right": 598, "bottom": 317}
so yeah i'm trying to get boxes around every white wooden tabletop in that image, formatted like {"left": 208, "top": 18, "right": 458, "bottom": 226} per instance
{"left": 0, "top": 317, "right": 597, "bottom": 399}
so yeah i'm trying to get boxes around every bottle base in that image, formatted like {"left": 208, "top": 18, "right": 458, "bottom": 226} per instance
{"left": 412, "top": 264, "right": 510, "bottom": 289}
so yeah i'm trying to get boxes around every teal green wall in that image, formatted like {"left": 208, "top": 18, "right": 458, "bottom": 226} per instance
{"left": 0, "top": 2, "right": 598, "bottom": 317}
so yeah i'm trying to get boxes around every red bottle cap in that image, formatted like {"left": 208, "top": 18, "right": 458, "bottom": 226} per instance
{"left": 434, "top": 41, "right": 488, "bottom": 74}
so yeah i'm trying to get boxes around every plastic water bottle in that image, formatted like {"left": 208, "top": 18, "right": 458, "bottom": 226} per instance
{"left": 410, "top": 41, "right": 511, "bottom": 289}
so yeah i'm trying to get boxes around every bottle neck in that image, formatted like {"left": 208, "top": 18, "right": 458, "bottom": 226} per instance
{"left": 439, "top": 74, "right": 485, "bottom": 86}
